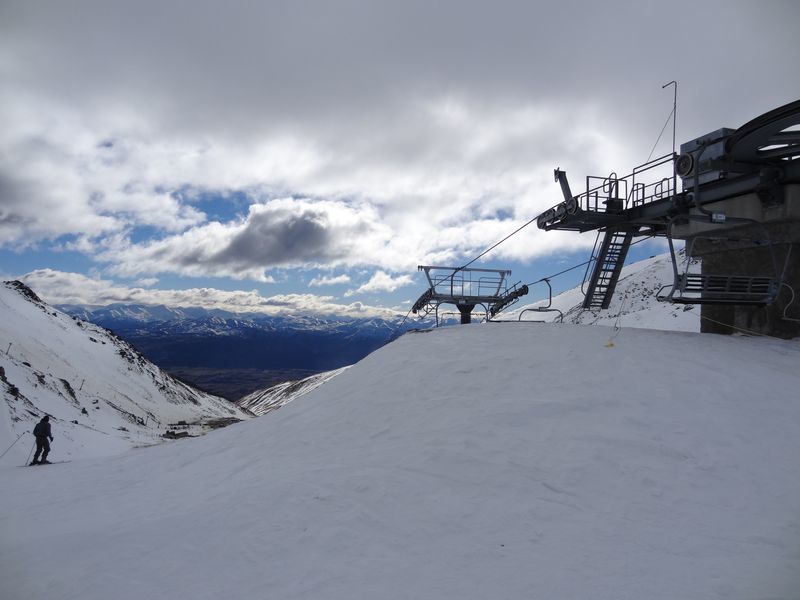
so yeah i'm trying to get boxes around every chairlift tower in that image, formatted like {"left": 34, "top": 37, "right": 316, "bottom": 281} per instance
{"left": 412, "top": 266, "right": 528, "bottom": 325}
{"left": 535, "top": 98, "right": 800, "bottom": 338}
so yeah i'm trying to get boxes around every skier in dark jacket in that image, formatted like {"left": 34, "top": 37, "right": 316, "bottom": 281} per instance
{"left": 31, "top": 415, "right": 53, "bottom": 465}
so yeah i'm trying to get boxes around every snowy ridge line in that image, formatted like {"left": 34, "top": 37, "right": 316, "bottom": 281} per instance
{"left": 57, "top": 302, "right": 415, "bottom": 334}
{"left": 0, "top": 281, "right": 250, "bottom": 464}
{"left": 238, "top": 366, "right": 350, "bottom": 416}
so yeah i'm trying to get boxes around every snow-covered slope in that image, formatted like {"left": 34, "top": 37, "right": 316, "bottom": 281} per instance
{"left": 238, "top": 366, "right": 349, "bottom": 415}
{"left": 0, "top": 281, "right": 250, "bottom": 464}
{"left": 2, "top": 323, "right": 799, "bottom": 599}
{"left": 501, "top": 251, "right": 701, "bottom": 331}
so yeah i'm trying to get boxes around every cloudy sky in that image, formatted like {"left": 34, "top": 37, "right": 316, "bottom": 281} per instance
{"left": 1, "top": 1, "right": 798, "bottom": 317}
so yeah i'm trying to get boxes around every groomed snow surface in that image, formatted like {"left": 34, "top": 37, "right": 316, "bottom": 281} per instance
{"left": 3, "top": 323, "right": 800, "bottom": 599}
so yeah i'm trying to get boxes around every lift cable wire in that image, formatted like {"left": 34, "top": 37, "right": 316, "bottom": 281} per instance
{"left": 457, "top": 215, "right": 539, "bottom": 274}
{"left": 396, "top": 306, "right": 415, "bottom": 330}
{"left": 524, "top": 257, "right": 592, "bottom": 287}
{"left": 697, "top": 313, "right": 786, "bottom": 340}
{"left": 646, "top": 81, "right": 678, "bottom": 164}
{"left": 523, "top": 235, "right": 654, "bottom": 289}
{"left": 646, "top": 106, "right": 676, "bottom": 164}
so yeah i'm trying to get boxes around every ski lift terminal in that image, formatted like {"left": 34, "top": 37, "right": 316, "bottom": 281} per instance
{"left": 535, "top": 97, "right": 800, "bottom": 338}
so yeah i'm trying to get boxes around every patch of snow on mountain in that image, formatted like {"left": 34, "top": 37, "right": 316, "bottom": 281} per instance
{"left": 0, "top": 281, "right": 250, "bottom": 465}
{"left": 238, "top": 367, "right": 350, "bottom": 415}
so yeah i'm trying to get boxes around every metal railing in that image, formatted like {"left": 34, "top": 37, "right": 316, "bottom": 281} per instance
{"left": 421, "top": 266, "right": 511, "bottom": 300}
{"left": 578, "top": 153, "right": 675, "bottom": 213}
{"left": 538, "top": 153, "right": 676, "bottom": 229}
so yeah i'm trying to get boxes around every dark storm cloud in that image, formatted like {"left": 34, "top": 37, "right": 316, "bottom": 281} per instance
{"left": 213, "top": 206, "right": 352, "bottom": 267}
{"left": 93, "top": 198, "right": 384, "bottom": 280}
{"left": 0, "top": 167, "right": 119, "bottom": 245}
{"left": 0, "top": 173, "right": 27, "bottom": 219}
{"left": 0, "top": 173, "right": 34, "bottom": 245}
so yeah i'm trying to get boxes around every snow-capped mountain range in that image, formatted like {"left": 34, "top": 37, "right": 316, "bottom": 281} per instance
{"left": 59, "top": 302, "right": 414, "bottom": 336}
{"left": 0, "top": 281, "right": 250, "bottom": 463}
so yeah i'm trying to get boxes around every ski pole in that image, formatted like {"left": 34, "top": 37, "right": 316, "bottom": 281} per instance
{"left": 25, "top": 440, "right": 35, "bottom": 466}
{"left": 0, "top": 431, "right": 27, "bottom": 460}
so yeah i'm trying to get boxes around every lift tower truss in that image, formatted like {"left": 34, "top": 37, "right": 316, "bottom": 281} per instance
{"left": 412, "top": 266, "right": 528, "bottom": 325}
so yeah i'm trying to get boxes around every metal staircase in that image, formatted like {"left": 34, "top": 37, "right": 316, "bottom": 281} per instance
{"left": 582, "top": 230, "right": 634, "bottom": 309}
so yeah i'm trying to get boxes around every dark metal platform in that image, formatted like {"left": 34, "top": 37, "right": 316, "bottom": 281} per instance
{"left": 412, "top": 266, "right": 528, "bottom": 324}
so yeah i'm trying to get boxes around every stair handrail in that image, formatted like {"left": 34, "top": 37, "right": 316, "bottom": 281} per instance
{"left": 581, "top": 230, "right": 603, "bottom": 297}
{"left": 628, "top": 182, "right": 646, "bottom": 207}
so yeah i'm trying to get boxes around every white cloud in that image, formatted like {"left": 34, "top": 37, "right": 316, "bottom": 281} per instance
{"left": 0, "top": 81, "right": 684, "bottom": 280}
{"left": 0, "top": 41, "right": 654, "bottom": 279}
{"left": 346, "top": 271, "right": 415, "bottom": 296}
{"left": 309, "top": 274, "right": 351, "bottom": 287}
{"left": 135, "top": 277, "right": 159, "bottom": 287}
{"left": 19, "top": 269, "right": 400, "bottom": 318}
